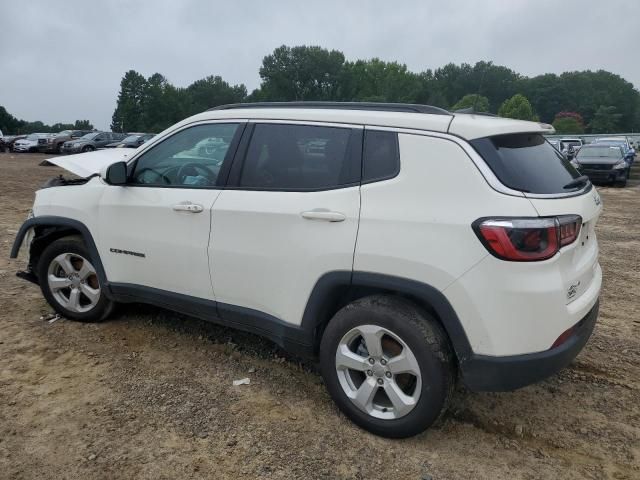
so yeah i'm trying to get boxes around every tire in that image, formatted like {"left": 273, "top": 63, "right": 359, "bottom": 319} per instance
{"left": 320, "top": 295, "right": 455, "bottom": 438}
{"left": 37, "top": 236, "right": 114, "bottom": 322}
{"left": 56, "top": 143, "right": 64, "bottom": 154}
{"left": 82, "top": 145, "right": 95, "bottom": 152}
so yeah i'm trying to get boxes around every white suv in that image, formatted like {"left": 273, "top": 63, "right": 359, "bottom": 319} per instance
{"left": 11, "top": 102, "right": 602, "bottom": 438}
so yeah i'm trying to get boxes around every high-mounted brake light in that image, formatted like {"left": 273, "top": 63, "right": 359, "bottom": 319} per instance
{"left": 473, "top": 215, "right": 582, "bottom": 262}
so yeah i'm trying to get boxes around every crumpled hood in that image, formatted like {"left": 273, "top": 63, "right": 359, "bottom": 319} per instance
{"left": 47, "top": 148, "right": 131, "bottom": 178}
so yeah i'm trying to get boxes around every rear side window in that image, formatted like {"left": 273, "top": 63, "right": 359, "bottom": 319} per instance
{"left": 239, "top": 124, "right": 359, "bottom": 190}
{"left": 363, "top": 130, "right": 400, "bottom": 183}
{"left": 471, "top": 133, "right": 583, "bottom": 194}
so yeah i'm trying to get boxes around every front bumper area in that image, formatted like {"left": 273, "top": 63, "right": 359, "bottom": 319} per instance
{"left": 461, "top": 300, "right": 599, "bottom": 391}
{"left": 581, "top": 168, "right": 626, "bottom": 183}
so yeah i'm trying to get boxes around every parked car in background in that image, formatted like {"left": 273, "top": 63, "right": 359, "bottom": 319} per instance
{"left": 574, "top": 144, "right": 629, "bottom": 186}
{"left": 547, "top": 139, "right": 560, "bottom": 151}
{"left": 104, "top": 133, "right": 154, "bottom": 149}
{"left": 40, "top": 129, "right": 94, "bottom": 153}
{"left": 593, "top": 137, "right": 635, "bottom": 166}
{"left": 559, "top": 138, "right": 583, "bottom": 159}
{"left": 14, "top": 133, "right": 52, "bottom": 153}
{"left": 61, "top": 132, "right": 126, "bottom": 154}
{"left": 1, "top": 135, "right": 28, "bottom": 152}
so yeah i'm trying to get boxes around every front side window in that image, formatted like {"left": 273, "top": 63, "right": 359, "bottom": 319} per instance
{"left": 130, "top": 123, "right": 239, "bottom": 187}
{"left": 239, "top": 124, "right": 357, "bottom": 190}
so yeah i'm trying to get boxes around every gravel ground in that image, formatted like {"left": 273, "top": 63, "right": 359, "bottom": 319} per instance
{"left": 0, "top": 153, "right": 638, "bottom": 480}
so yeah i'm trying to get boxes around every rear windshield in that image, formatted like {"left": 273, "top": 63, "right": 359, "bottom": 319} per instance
{"left": 471, "top": 133, "right": 583, "bottom": 194}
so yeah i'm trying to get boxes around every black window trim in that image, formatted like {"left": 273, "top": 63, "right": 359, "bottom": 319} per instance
{"left": 361, "top": 128, "right": 401, "bottom": 185}
{"left": 224, "top": 121, "right": 364, "bottom": 193}
{"left": 123, "top": 121, "right": 246, "bottom": 190}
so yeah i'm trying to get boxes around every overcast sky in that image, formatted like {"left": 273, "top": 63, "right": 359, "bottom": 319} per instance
{"left": 2, "top": 0, "right": 638, "bottom": 130}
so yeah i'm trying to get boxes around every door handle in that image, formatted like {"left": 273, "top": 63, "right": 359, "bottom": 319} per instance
{"left": 173, "top": 202, "right": 204, "bottom": 213}
{"left": 301, "top": 210, "right": 346, "bottom": 222}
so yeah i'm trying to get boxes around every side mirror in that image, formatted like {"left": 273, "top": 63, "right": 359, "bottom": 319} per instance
{"left": 102, "top": 161, "right": 127, "bottom": 185}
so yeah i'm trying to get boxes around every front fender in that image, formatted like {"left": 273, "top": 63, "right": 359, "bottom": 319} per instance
{"left": 10, "top": 216, "right": 108, "bottom": 286}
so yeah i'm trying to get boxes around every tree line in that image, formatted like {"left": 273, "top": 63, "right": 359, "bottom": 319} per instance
{"left": 111, "top": 46, "right": 640, "bottom": 135}
{"left": 0, "top": 106, "right": 93, "bottom": 135}
{"left": 3, "top": 45, "right": 638, "bottom": 136}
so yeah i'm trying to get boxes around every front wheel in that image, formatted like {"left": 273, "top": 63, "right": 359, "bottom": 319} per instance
{"left": 82, "top": 145, "right": 95, "bottom": 152}
{"left": 37, "top": 237, "right": 114, "bottom": 322}
{"left": 320, "top": 295, "right": 454, "bottom": 438}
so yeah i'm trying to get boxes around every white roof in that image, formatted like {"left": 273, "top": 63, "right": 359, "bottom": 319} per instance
{"left": 177, "top": 107, "right": 554, "bottom": 141}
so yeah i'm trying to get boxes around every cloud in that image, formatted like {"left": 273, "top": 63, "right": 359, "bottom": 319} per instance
{"left": 1, "top": 0, "right": 638, "bottom": 129}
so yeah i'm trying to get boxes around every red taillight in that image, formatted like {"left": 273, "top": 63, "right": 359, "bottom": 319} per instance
{"left": 558, "top": 216, "right": 581, "bottom": 247}
{"left": 551, "top": 325, "right": 576, "bottom": 348}
{"left": 474, "top": 216, "right": 582, "bottom": 262}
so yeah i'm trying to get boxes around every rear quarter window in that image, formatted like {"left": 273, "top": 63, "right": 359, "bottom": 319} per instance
{"left": 471, "top": 133, "right": 583, "bottom": 194}
{"left": 363, "top": 130, "right": 400, "bottom": 183}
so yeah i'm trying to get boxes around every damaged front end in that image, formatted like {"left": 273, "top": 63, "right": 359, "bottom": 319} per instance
{"left": 41, "top": 174, "right": 91, "bottom": 189}
{"left": 14, "top": 210, "right": 38, "bottom": 285}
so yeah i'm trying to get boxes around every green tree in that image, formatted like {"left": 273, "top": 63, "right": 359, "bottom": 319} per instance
{"left": 552, "top": 117, "right": 585, "bottom": 134}
{"left": 184, "top": 75, "right": 247, "bottom": 117}
{"left": 258, "top": 45, "right": 345, "bottom": 100}
{"left": 588, "top": 105, "right": 622, "bottom": 134}
{"left": 339, "top": 59, "right": 422, "bottom": 103}
{"left": 450, "top": 94, "right": 490, "bottom": 112}
{"left": 431, "top": 61, "right": 519, "bottom": 112}
{"left": 73, "top": 120, "right": 94, "bottom": 130}
{"left": 519, "top": 73, "right": 569, "bottom": 124}
{"left": 111, "top": 70, "right": 147, "bottom": 132}
{"left": 498, "top": 94, "right": 538, "bottom": 120}
{"left": 0, "top": 106, "right": 22, "bottom": 134}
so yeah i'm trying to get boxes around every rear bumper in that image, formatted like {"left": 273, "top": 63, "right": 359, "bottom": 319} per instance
{"left": 461, "top": 299, "right": 599, "bottom": 391}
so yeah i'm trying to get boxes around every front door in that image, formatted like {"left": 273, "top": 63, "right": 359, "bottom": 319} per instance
{"left": 97, "top": 122, "right": 243, "bottom": 300}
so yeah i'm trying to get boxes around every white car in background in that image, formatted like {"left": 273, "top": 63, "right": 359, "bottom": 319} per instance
{"left": 13, "top": 133, "right": 51, "bottom": 153}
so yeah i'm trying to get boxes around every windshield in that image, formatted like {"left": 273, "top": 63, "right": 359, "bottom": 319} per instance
{"left": 471, "top": 133, "right": 583, "bottom": 194}
{"left": 57, "top": 130, "right": 72, "bottom": 136}
{"left": 577, "top": 146, "right": 622, "bottom": 158}
{"left": 26, "top": 134, "right": 39, "bottom": 140}
{"left": 81, "top": 132, "right": 99, "bottom": 140}
{"left": 122, "top": 135, "right": 141, "bottom": 142}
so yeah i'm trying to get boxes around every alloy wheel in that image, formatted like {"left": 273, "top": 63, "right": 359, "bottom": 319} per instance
{"left": 335, "top": 325, "right": 422, "bottom": 420}
{"left": 47, "top": 253, "right": 100, "bottom": 313}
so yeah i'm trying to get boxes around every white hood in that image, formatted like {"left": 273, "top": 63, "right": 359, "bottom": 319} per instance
{"left": 47, "top": 149, "right": 131, "bottom": 178}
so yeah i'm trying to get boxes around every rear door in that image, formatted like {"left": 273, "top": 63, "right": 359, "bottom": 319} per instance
{"left": 209, "top": 121, "right": 362, "bottom": 326}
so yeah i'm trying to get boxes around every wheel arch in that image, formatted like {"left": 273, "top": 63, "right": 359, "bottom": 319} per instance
{"left": 11, "top": 216, "right": 107, "bottom": 286}
{"left": 303, "top": 271, "right": 473, "bottom": 364}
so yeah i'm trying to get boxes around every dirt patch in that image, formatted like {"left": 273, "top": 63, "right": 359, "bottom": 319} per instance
{"left": 1, "top": 153, "right": 638, "bottom": 479}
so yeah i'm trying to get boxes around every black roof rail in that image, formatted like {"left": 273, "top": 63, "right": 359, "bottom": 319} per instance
{"left": 209, "top": 101, "right": 451, "bottom": 116}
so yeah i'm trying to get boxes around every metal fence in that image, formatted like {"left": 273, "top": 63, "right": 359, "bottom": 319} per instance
{"left": 545, "top": 133, "right": 640, "bottom": 147}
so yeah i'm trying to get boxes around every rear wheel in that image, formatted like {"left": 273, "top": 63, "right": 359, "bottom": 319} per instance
{"left": 37, "top": 237, "right": 114, "bottom": 322}
{"left": 320, "top": 295, "right": 454, "bottom": 438}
